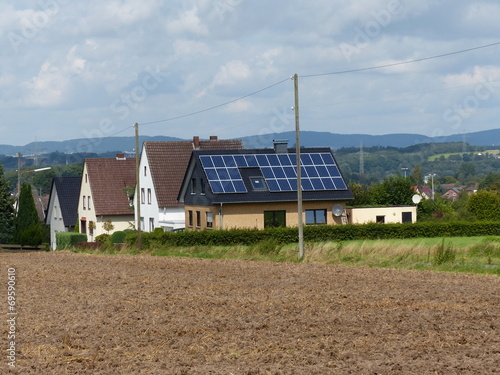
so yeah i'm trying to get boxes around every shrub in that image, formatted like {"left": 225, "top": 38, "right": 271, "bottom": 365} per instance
{"left": 95, "top": 233, "right": 110, "bottom": 244}
{"left": 56, "top": 232, "right": 87, "bottom": 250}
{"left": 110, "top": 231, "right": 127, "bottom": 244}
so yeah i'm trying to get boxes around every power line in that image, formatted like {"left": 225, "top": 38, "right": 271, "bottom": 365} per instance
{"left": 300, "top": 41, "right": 500, "bottom": 78}
{"left": 140, "top": 77, "right": 291, "bottom": 126}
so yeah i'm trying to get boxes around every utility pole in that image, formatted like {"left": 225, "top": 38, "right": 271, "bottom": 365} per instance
{"left": 294, "top": 74, "right": 304, "bottom": 259}
{"left": 134, "top": 123, "right": 142, "bottom": 251}
{"left": 17, "top": 153, "right": 21, "bottom": 197}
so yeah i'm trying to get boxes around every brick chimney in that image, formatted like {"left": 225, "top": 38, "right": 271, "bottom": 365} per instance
{"left": 193, "top": 136, "right": 200, "bottom": 149}
{"left": 209, "top": 135, "right": 218, "bottom": 141}
{"left": 116, "top": 153, "right": 126, "bottom": 160}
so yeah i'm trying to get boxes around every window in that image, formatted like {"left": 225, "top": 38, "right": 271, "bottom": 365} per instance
{"left": 89, "top": 221, "right": 94, "bottom": 237}
{"left": 140, "top": 217, "right": 144, "bottom": 231}
{"left": 83, "top": 195, "right": 86, "bottom": 210}
{"left": 87, "top": 196, "right": 91, "bottom": 210}
{"left": 264, "top": 210, "right": 286, "bottom": 228}
{"left": 85, "top": 174, "right": 88, "bottom": 183}
{"left": 250, "top": 177, "right": 267, "bottom": 190}
{"left": 402, "top": 212, "right": 412, "bottom": 223}
{"left": 206, "top": 212, "right": 213, "bottom": 228}
{"left": 141, "top": 188, "right": 145, "bottom": 204}
{"left": 376, "top": 215, "right": 385, "bottom": 224}
{"left": 147, "top": 188, "right": 151, "bottom": 204}
{"left": 201, "top": 179, "right": 205, "bottom": 195}
{"left": 188, "top": 210, "right": 193, "bottom": 227}
{"left": 191, "top": 178, "right": 196, "bottom": 194}
{"left": 144, "top": 166, "right": 147, "bottom": 176}
{"left": 306, "top": 209, "right": 327, "bottom": 225}
{"left": 149, "top": 218, "right": 155, "bottom": 231}
{"left": 196, "top": 211, "right": 201, "bottom": 227}
{"left": 80, "top": 219, "right": 86, "bottom": 235}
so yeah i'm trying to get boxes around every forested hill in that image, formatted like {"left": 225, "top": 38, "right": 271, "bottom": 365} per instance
{"left": 1, "top": 129, "right": 499, "bottom": 156}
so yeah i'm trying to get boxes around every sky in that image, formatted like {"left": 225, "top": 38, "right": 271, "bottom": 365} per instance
{"left": 1, "top": 0, "right": 500, "bottom": 147}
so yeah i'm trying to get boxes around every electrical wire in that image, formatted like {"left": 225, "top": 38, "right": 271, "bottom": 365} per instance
{"left": 300, "top": 41, "right": 500, "bottom": 78}
{"left": 139, "top": 77, "right": 291, "bottom": 126}
{"left": 46, "top": 41, "right": 500, "bottom": 154}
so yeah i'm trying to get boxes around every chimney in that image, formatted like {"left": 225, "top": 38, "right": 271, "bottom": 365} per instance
{"left": 209, "top": 135, "right": 218, "bottom": 141}
{"left": 273, "top": 140, "right": 288, "bottom": 154}
{"left": 116, "top": 153, "right": 126, "bottom": 160}
{"left": 193, "top": 136, "right": 200, "bottom": 149}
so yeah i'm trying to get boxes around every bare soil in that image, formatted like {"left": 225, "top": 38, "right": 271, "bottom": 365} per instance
{"left": 1, "top": 251, "right": 499, "bottom": 374}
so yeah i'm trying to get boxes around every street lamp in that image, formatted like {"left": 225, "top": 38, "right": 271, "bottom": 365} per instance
{"left": 430, "top": 173, "right": 437, "bottom": 200}
{"left": 401, "top": 167, "right": 409, "bottom": 178}
{"left": 17, "top": 165, "right": 52, "bottom": 197}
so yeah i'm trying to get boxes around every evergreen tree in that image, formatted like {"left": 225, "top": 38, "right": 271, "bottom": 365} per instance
{"left": 0, "top": 162, "right": 15, "bottom": 243}
{"left": 13, "top": 183, "right": 43, "bottom": 246}
{"left": 411, "top": 164, "right": 424, "bottom": 186}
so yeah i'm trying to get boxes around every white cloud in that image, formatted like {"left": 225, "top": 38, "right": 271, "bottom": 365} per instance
{"left": 1, "top": 0, "right": 500, "bottom": 144}
{"left": 212, "top": 60, "right": 251, "bottom": 87}
{"left": 166, "top": 7, "right": 208, "bottom": 36}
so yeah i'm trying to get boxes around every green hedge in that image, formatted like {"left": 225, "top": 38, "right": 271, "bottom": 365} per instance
{"left": 110, "top": 231, "right": 127, "bottom": 244}
{"left": 56, "top": 232, "right": 88, "bottom": 250}
{"left": 125, "top": 221, "right": 500, "bottom": 249}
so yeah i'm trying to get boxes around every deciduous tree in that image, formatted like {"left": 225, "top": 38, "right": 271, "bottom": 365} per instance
{"left": 466, "top": 190, "right": 500, "bottom": 221}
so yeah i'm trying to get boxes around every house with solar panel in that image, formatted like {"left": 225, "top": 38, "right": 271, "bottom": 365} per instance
{"left": 178, "top": 141, "right": 354, "bottom": 230}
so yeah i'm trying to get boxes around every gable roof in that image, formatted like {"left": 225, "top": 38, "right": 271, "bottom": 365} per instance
{"left": 180, "top": 147, "right": 354, "bottom": 204}
{"left": 51, "top": 176, "right": 81, "bottom": 227}
{"left": 85, "top": 157, "right": 136, "bottom": 216}
{"left": 145, "top": 138, "right": 243, "bottom": 208}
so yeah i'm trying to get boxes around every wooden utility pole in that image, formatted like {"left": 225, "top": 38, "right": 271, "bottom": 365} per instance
{"left": 134, "top": 123, "right": 142, "bottom": 251}
{"left": 17, "top": 152, "right": 21, "bottom": 198}
{"left": 294, "top": 74, "right": 304, "bottom": 259}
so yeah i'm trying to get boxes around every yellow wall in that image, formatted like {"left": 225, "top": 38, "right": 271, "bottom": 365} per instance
{"left": 185, "top": 201, "right": 348, "bottom": 230}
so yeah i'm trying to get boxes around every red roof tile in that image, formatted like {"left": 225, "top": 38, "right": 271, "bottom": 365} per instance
{"left": 145, "top": 139, "right": 243, "bottom": 208}
{"left": 85, "top": 157, "right": 136, "bottom": 216}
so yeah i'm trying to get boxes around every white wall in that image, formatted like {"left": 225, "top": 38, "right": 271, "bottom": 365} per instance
{"left": 136, "top": 147, "right": 186, "bottom": 232}
{"left": 346, "top": 206, "right": 417, "bottom": 224}
{"left": 46, "top": 190, "right": 66, "bottom": 250}
{"left": 137, "top": 148, "right": 159, "bottom": 232}
{"left": 158, "top": 207, "right": 185, "bottom": 231}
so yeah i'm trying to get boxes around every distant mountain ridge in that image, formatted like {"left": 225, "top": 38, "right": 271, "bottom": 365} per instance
{"left": 1, "top": 129, "right": 499, "bottom": 156}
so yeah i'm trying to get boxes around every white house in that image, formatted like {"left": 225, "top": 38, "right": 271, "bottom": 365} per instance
{"left": 78, "top": 154, "right": 136, "bottom": 239}
{"left": 137, "top": 136, "right": 243, "bottom": 232}
{"left": 45, "top": 176, "right": 81, "bottom": 250}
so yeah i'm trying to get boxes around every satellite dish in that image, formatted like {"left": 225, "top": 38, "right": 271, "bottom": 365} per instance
{"left": 332, "top": 204, "right": 344, "bottom": 217}
{"left": 412, "top": 194, "right": 422, "bottom": 204}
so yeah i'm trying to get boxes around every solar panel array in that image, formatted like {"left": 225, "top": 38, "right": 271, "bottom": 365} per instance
{"left": 199, "top": 153, "right": 347, "bottom": 194}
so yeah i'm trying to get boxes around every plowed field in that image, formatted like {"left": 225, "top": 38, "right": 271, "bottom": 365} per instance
{"left": 1, "top": 252, "right": 499, "bottom": 374}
